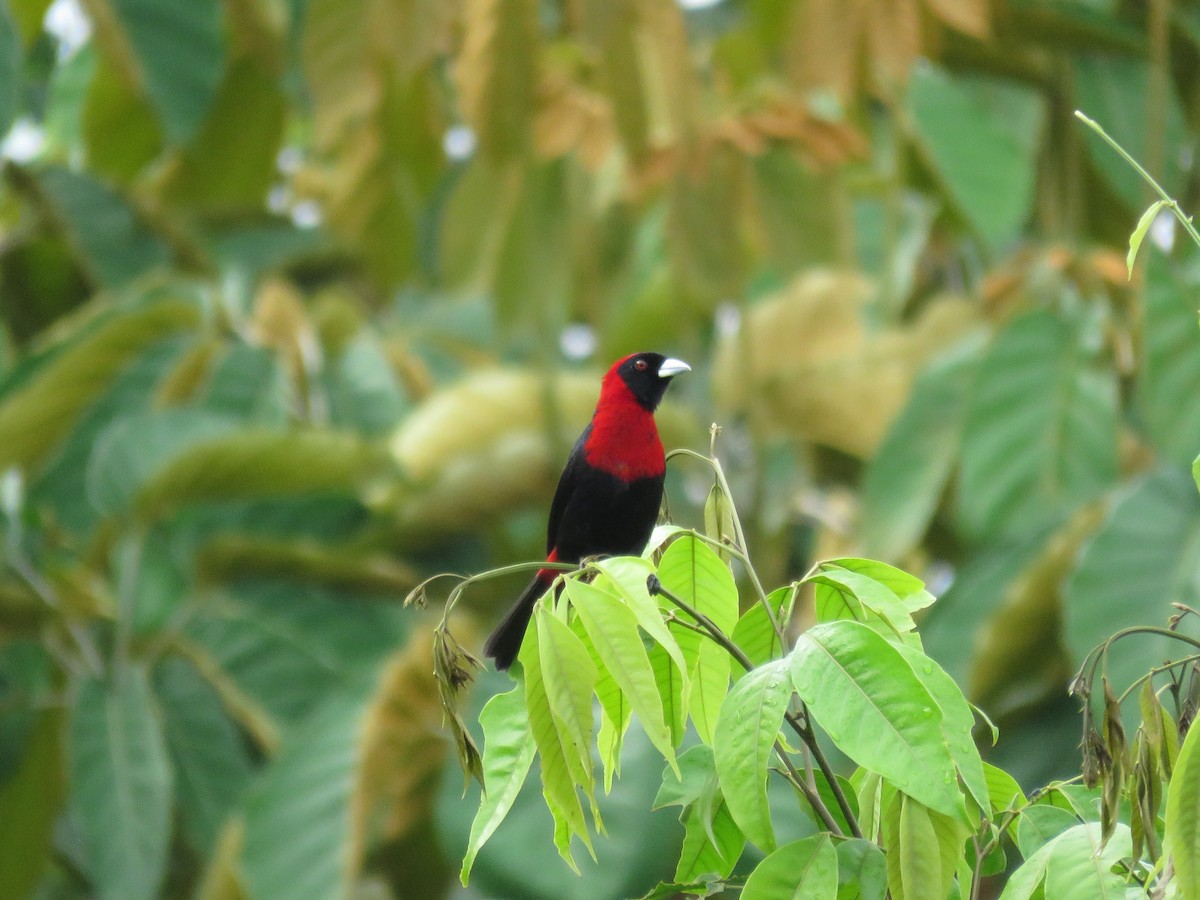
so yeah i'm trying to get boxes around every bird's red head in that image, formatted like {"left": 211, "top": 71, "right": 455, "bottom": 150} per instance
{"left": 603, "top": 352, "right": 692, "bottom": 412}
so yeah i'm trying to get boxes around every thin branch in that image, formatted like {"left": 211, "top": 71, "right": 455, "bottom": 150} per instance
{"left": 649, "top": 575, "right": 754, "bottom": 673}
{"left": 787, "top": 707, "right": 863, "bottom": 838}
{"left": 1075, "top": 111, "right": 1200, "bottom": 249}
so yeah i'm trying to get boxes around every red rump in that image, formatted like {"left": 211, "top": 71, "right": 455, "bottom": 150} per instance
{"left": 536, "top": 548, "right": 559, "bottom": 584}
{"left": 582, "top": 356, "right": 666, "bottom": 480}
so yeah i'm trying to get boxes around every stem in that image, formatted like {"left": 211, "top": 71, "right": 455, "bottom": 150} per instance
{"left": 788, "top": 707, "right": 863, "bottom": 838}
{"left": 666, "top": 448, "right": 784, "bottom": 645}
{"left": 1117, "top": 653, "right": 1200, "bottom": 705}
{"left": 1074, "top": 111, "right": 1200, "bottom": 249}
{"left": 651, "top": 575, "right": 862, "bottom": 839}
{"left": 775, "top": 750, "right": 846, "bottom": 837}
{"left": 650, "top": 575, "right": 754, "bottom": 672}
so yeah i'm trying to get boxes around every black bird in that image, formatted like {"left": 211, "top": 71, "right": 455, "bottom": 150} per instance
{"left": 483, "top": 352, "right": 690, "bottom": 670}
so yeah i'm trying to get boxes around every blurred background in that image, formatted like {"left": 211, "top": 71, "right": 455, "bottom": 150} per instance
{"left": 1, "top": 0, "right": 1199, "bottom": 897}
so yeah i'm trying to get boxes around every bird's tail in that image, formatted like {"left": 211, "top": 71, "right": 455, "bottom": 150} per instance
{"left": 483, "top": 577, "right": 550, "bottom": 671}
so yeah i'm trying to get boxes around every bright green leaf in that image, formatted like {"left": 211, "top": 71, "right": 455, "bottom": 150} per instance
{"left": 1166, "top": 708, "right": 1200, "bottom": 898}
{"left": 675, "top": 795, "right": 745, "bottom": 882}
{"left": 1127, "top": 200, "right": 1169, "bottom": 278}
{"left": 741, "top": 833, "right": 838, "bottom": 900}
{"left": 564, "top": 578, "right": 677, "bottom": 774}
{"left": 536, "top": 608, "right": 598, "bottom": 800}
{"left": 461, "top": 685, "right": 537, "bottom": 885}
{"left": 790, "top": 621, "right": 964, "bottom": 820}
{"left": 713, "top": 659, "right": 791, "bottom": 852}
{"left": 732, "top": 586, "right": 795, "bottom": 671}
{"left": 836, "top": 838, "right": 887, "bottom": 900}
{"left": 894, "top": 643, "right": 988, "bottom": 818}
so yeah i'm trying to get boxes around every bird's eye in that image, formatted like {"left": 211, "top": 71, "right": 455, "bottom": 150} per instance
{"left": 634, "top": 359, "right": 648, "bottom": 371}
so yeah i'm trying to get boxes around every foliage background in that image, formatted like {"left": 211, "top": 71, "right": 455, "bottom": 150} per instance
{"left": 1, "top": 0, "right": 1199, "bottom": 897}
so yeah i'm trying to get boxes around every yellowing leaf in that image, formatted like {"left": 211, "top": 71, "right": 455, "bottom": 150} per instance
{"left": 714, "top": 272, "right": 977, "bottom": 457}
{"left": 455, "top": 0, "right": 539, "bottom": 161}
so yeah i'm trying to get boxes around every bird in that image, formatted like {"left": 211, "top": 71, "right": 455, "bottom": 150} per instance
{"left": 483, "top": 351, "right": 691, "bottom": 670}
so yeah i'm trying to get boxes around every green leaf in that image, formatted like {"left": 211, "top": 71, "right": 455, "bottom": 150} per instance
{"left": 536, "top": 608, "right": 598, "bottom": 801}
{"left": 1127, "top": 200, "right": 1169, "bottom": 278}
{"left": 1139, "top": 249, "right": 1200, "bottom": 465}
{"left": 713, "top": 659, "right": 791, "bottom": 852}
{"left": 185, "top": 579, "right": 401, "bottom": 727}
{"left": 1063, "top": 469, "right": 1200, "bottom": 693}
{"left": 654, "top": 744, "right": 715, "bottom": 810}
{"left": 564, "top": 578, "right": 677, "bottom": 774}
{"left": 82, "top": 51, "right": 164, "bottom": 183}
{"left": 742, "top": 833, "right": 838, "bottom": 900}
{"left": 1015, "top": 803, "right": 1078, "bottom": 859}
{"left": 0, "top": 300, "right": 198, "bottom": 473}
{"left": 983, "top": 762, "right": 1026, "bottom": 815}
{"left": 154, "top": 655, "right": 253, "bottom": 855}
{"left": 860, "top": 341, "right": 981, "bottom": 559}
{"left": 732, "top": 586, "right": 795, "bottom": 671}
{"left": 836, "top": 838, "right": 887, "bottom": 900}
{"left": 894, "top": 643, "right": 988, "bottom": 817}
{"left": 789, "top": 621, "right": 964, "bottom": 820}
{"left": 8, "top": 0, "right": 52, "bottom": 45}
{"left": 1041, "top": 825, "right": 1123, "bottom": 900}
{"left": 0, "top": 712, "right": 63, "bottom": 900}
{"left": 160, "top": 57, "right": 285, "bottom": 211}
{"left": 241, "top": 681, "right": 373, "bottom": 900}
{"left": 109, "top": 0, "right": 226, "bottom": 144}
{"left": 907, "top": 66, "right": 1044, "bottom": 252}
{"left": 33, "top": 166, "right": 174, "bottom": 286}
{"left": 87, "top": 408, "right": 238, "bottom": 517}
{"left": 0, "top": 3, "right": 19, "bottom": 136}
{"left": 1074, "top": 54, "right": 1188, "bottom": 211}
{"left": 69, "top": 667, "right": 173, "bottom": 900}
{"left": 675, "top": 794, "right": 745, "bottom": 882}
{"left": 133, "top": 430, "right": 380, "bottom": 518}
{"left": 957, "top": 309, "right": 1118, "bottom": 539}
{"left": 1166, "top": 708, "right": 1200, "bottom": 899}
{"left": 461, "top": 685, "right": 537, "bottom": 885}
{"left": 593, "top": 557, "right": 690, "bottom": 687}
{"left": 809, "top": 565, "right": 916, "bottom": 639}
{"left": 657, "top": 535, "right": 737, "bottom": 744}
{"left": 884, "top": 793, "right": 944, "bottom": 900}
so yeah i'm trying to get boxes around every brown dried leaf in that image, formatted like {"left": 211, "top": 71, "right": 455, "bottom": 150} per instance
{"left": 355, "top": 626, "right": 455, "bottom": 843}
{"left": 924, "top": 0, "right": 991, "bottom": 39}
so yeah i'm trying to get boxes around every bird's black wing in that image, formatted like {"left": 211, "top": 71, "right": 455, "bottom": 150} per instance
{"left": 544, "top": 426, "right": 591, "bottom": 556}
